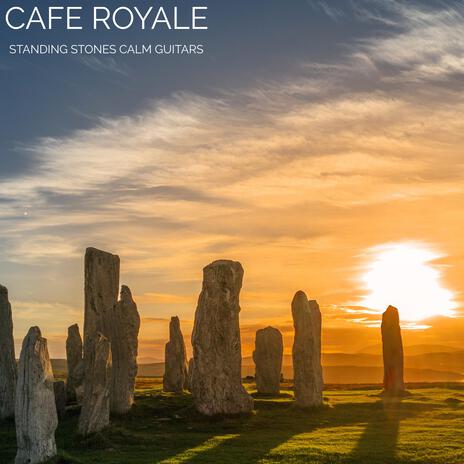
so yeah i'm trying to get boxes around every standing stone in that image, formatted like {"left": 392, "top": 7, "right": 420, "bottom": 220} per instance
{"left": 0, "top": 285, "right": 16, "bottom": 420}
{"left": 187, "top": 358, "right": 194, "bottom": 392}
{"left": 163, "top": 316, "right": 188, "bottom": 393}
{"left": 106, "top": 285, "right": 140, "bottom": 414}
{"left": 15, "top": 327, "right": 58, "bottom": 464}
{"left": 66, "top": 324, "right": 84, "bottom": 403}
{"left": 81, "top": 247, "right": 118, "bottom": 424}
{"left": 78, "top": 333, "right": 112, "bottom": 436}
{"left": 191, "top": 260, "right": 253, "bottom": 416}
{"left": 253, "top": 326, "right": 283, "bottom": 395}
{"left": 292, "top": 291, "right": 323, "bottom": 408}
{"left": 83, "top": 247, "right": 120, "bottom": 363}
{"left": 53, "top": 381, "right": 67, "bottom": 419}
{"left": 381, "top": 305, "right": 405, "bottom": 394}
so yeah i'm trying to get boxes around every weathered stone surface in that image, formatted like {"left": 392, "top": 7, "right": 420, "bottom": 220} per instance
{"left": 83, "top": 247, "right": 120, "bottom": 363}
{"left": 78, "top": 333, "right": 112, "bottom": 436}
{"left": 66, "top": 324, "right": 84, "bottom": 403}
{"left": 0, "top": 285, "right": 16, "bottom": 420}
{"left": 253, "top": 326, "right": 283, "bottom": 395}
{"left": 81, "top": 248, "right": 119, "bottom": 422}
{"left": 15, "top": 327, "right": 58, "bottom": 464}
{"left": 106, "top": 285, "right": 140, "bottom": 414}
{"left": 53, "top": 381, "right": 67, "bottom": 419}
{"left": 191, "top": 260, "right": 253, "bottom": 416}
{"left": 163, "top": 316, "right": 188, "bottom": 393}
{"left": 382, "top": 305, "right": 405, "bottom": 394}
{"left": 292, "top": 291, "right": 323, "bottom": 408}
{"left": 187, "top": 358, "right": 194, "bottom": 392}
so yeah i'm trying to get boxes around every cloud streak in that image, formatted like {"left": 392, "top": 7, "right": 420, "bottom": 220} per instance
{"left": 1, "top": 0, "right": 464, "bottom": 358}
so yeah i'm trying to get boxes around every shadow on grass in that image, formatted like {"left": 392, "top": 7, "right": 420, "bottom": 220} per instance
{"left": 0, "top": 390, "right": 441, "bottom": 464}
{"left": 52, "top": 392, "right": 222, "bottom": 463}
{"left": 347, "top": 398, "right": 405, "bottom": 464}
{"left": 182, "top": 395, "right": 438, "bottom": 464}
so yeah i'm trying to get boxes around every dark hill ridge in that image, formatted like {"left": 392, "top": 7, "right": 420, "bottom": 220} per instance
{"left": 131, "top": 363, "right": 462, "bottom": 384}
{"left": 242, "top": 351, "right": 464, "bottom": 373}
{"left": 50, "top": 347, "right": 464, "bottom": 384}
{"left": 357, "top": 344, "right": 461, "bottom": 356}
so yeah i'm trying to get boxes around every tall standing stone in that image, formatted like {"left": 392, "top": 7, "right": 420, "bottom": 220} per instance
{"left": 381, "top": 305, "right": 405, "bottom": 394}
{"left": 187, "top": 358, "right": 194, "bottom": 392}
{"left": 53, "top": 381, "right": 67, "bottom": 419}
{"left": 0, "top": 285, "right": 16, "bottom": 420}
{"left": 253, "top": 326, "right": 283, "bottom": 395}
{"left": 191, "top": 260, "right": 253, "bottom": 416}
{"left": 163, "top": 316, "right": 188, "bottom": 393}
{"left": 66, "top": 324, "right": 84, "bottom": 403}
{"left": 78, "top": 333, "right": 112, "bottom": 436}
{"left": 82, "top": 247, "right": 119, "bottom": 424}
{"left": 83, "top": 247, "right": 120, "bottom": 363}
{"left": 15, "top": 327, "right": 58, "bottom": 464}
{"left": 292, "top": 291, "right": 323, "bottom": 408}
{"left": 106, "top": 285, "right": 140, "bottom": 414}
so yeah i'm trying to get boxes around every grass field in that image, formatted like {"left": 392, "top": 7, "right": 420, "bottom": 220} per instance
{"left": 1, "top": 379, "right": 463, "bottom": 464}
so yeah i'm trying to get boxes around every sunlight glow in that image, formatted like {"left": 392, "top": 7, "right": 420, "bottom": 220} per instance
{"left": 360, "top": 243, "right": 456, "bottom": 322}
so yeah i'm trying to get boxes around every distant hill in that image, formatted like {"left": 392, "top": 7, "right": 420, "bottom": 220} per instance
{"left": 406, "top": 351, "right": 464, "bottom": 372}
{"left": 357, "top": 344, "right": 460, "bottom": 356}
{"left": 51, "top": 359, "right": 67, "bottom": 377}
{"left": 311, "top": 366, "right": 462, "bottom": 384}
{"left": 243, "top": 351, "right": 464, "bottom": 374}
{"left": 138, "top": 362, "right": 165, "bottom": 377}
{"left": 134, "top": 362, "right": 463, "bottom": 384}
{"left": 51, "top": 347, "right": 464, "bottom": 384}
{"left": 241, "top": 354, "right": 384, "bottom": 368}
{"left": 138, "top": 357, "right": 164, "bottom": 364}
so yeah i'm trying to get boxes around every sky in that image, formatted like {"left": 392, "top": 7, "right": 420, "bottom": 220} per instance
{"left": 1, "top": 0, "right": 464, "bottom": 361}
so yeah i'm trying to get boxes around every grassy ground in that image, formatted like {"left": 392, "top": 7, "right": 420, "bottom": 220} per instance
{"left": 1, "top": 379, "right": 463, "bottom": 464}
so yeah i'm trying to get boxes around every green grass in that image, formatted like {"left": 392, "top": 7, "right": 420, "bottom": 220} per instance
{"left": 1, "top": 379, "right": 464, "bottom": 464}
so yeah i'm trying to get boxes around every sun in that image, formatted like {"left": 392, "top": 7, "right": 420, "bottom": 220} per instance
{"left": 360, "top": 242, "right": 456, "bottom": 322}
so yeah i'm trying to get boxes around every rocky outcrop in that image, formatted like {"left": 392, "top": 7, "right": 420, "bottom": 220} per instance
{"left": 66, "top": 324, "right": 84, "bottom": 403}
{"left": 0, "top": 285, "right": 16, "bottom": 420}
{"left": 15, "top": 327, "right": 58, "bottom": 464}
{"left": 106, "top": 286, "right": 140, "bottom": 414}
{"left": 78, "top": 333, "right": 112, "bottom": 436}
{"left": 163, "top": 316, "right": 188, "bottom": 393}
{"left": 381, "top": 305, "right": 405, "bottom": 394}
{"left": 292, "top": 291, "right": 323, "bottom": 408}
{"left": 191, "top": 260, "right": 253, "bottom": 416}
{"left": 83, "top": 247, "right": 120, "bottom": 363}
{"left": 253, "top": 326, "right": 283, "bottom": 395}
{"left": 53, "top": 381, "right": 67, "bottom": 419}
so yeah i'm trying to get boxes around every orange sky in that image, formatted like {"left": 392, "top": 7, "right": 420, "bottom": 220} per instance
{"left": 1, "top": 2, "right": 464, "bottom": 361}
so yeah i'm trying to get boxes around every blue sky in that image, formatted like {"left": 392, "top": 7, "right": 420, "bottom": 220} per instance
{"left": 0, "top": 0, "right": 392, "bottom": 177}
{"left": 1, "top": 0, "right": 464, "bottom": 360}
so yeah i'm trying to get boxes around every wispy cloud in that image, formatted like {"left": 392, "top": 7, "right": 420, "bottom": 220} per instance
{"left": 311, "top": 1, "right": 464, "bottom": 82}
{"left": 78, "top": 56, "right": 129, "bottom": 76}
{"left": 2, "top": 0, "right": 464, "bottom": 358}
{"left": 356, "top": 1, "right": 464, "bottom": 81}
{"left": 307, "top": 0, "right": 345, "bottom": 22}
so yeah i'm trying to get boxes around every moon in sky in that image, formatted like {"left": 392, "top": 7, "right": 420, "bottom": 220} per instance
{"left": 360, "top": 242, "right": 456, "bottom": 322}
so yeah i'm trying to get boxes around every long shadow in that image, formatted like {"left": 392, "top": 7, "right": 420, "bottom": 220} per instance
{"left": 53, "top": 392, "right": 222, "bottom": 463}
{"left": 347, "top": 397, "right": 403, "bottom": 464}
{"left": 179, "top": 399, "right": 314, "bottom": 464}
{"left": 1, "top": 392, "right": 226, "bottom": 464}
{"left": 0, "top": 390, "right": 439, "bottom": 464}
{"left": 182, "top": 398, "right": 365, "bottom": 464}
{"left": 183, "top": 394, "right": 437, "bottom": 464}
